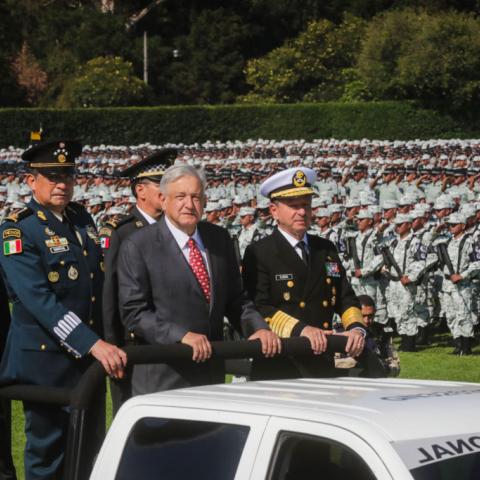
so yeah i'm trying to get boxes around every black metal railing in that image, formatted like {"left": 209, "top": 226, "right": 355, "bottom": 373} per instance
{"left": 0, "top": 336, "right": 383, "bottom": 480}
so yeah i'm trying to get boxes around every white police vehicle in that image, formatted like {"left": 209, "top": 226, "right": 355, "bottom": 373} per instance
{"left": 90, "top": 377, "right": 480, "bottom": 479}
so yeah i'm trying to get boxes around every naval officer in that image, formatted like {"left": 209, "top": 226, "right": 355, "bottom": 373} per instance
{"left": 243, "top": 167, "right": 367, "bottom": 379}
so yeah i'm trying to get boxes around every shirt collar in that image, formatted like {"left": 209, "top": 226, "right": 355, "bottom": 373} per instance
{"left": 164, "top": 215, "right": 205, "bottom": 250}
{"left": 278, "top": 226, "right": 308, "bottom": 249}
{"left": 136, "top": 206, "right": 157, "bottom": 225}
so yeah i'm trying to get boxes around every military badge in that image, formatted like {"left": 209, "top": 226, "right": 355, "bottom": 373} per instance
{"left": 283, "top": 292, "right": 291, "bottom": 301}
{"left": 98, "top": 227, "right": 112, "bottom": 237}
{"left": 292, "top": 170, "right": 307, "bottom": 188}
{"left": 48, "top": 271, "right": 59, "bottom": 283}
{"left": 100, "top": 261, "right": 105, "bottom": 272}
{"left": 37, "top": 211, "right": 47, "bottom": 221}
{"left": 68, "top": 265, "right": 79, "bottom": 280}
{"left": 3, "top": 239, "right": 22, "bottom": 255}
{"left": 326, "top": 262, "right": 341, "bottom": 277}
{"left": 45, "top": 237, "right": 69, "bottom": 248}
{"left": 54, "top": 145, "right": 69, "bottom": 163}
{"left": 3, "top": 228, "right": 21, "bottom": 239}
{"left": 45, "top": 227, "right": 56, "bottom": 236}
{"left": 135, "top": 221, "right": 144, "bottom": 228}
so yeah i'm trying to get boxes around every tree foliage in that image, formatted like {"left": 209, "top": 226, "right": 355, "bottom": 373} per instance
{"left": 357, "top": 9, "right": 480, "bottom": 107}
{"left": 240, "top": 15, "right": 366, "bottom": 103}
{"left": 11, "top": 43, "right": 49, "bottom": 105}
{"left": 1, "top": 1, "right": 480, "bottom": 107}
{"left": 58, "top": 56, "right": 152, "bottom": 107}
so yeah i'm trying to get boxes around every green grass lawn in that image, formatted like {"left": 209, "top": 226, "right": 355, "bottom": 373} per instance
{"left": 9, "top": 334, "right": 480, "bottom": 479}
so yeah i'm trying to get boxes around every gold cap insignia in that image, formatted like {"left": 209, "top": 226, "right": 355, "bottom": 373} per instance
{"left": 68, "top": 265, "right": 79, "bottom": 280}
{"left": 58, "top": 153, "right": 66, "bottom": 163}
{"left": 292, "top": 170, "right": 307, "bottom": 188}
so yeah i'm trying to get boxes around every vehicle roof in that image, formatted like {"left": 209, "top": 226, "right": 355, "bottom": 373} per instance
{"left": 123, "top": 377, "right": 480, "bottom": 442}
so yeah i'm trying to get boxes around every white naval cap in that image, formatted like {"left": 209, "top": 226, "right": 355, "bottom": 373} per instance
{"left": 260, "top": 167, "right": 316, "bottom": 199}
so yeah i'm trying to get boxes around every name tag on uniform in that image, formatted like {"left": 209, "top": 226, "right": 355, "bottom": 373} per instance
{"left": 326, "top": 262, "right": 341, "bottom": 277}
{"left": 275, "top": 274, "right": 293, "bottom": 281}
{"left": 50, "top": 245, "right": 70, "bottom": 254}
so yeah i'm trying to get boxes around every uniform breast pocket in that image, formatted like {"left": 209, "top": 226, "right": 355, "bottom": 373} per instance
{"left": 45, "top": 252, "right": 81, "bottom": 294}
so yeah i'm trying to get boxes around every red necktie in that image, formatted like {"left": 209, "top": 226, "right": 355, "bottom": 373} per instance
{"left": 188, "top": 238, "right": 211, "bottom": 302}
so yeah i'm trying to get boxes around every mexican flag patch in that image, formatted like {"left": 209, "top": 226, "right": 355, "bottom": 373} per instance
{"left": 3, "top": 239, "right": 22, "bottom": 255}
{"left": 101, "top": 237, "right": 110, "bottom": 249}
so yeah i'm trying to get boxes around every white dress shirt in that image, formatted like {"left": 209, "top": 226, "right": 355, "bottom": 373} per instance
{"left": 164, "top": 215, "right": 211, "bottom": 276}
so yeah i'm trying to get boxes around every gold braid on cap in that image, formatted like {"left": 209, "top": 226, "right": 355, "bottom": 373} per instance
{"left": 267, "top": 310, "right": 299, "bottom": 337}
{"left": 29, "top": 162, "right": 75, "bottom": 168}
{"left": 136, "top": 169, "right": 166, "bottom": 179}
{"left": 341, "top": 307, "right": 365, "bottom": 329}
{"left": 270, "top": 186, "right": 314, "bottom": 199}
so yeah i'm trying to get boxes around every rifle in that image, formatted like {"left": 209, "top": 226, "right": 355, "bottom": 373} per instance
{"left": 435, "top": 242, "right": 455, "bottom": 278}
{"left": 347, "top": 236, "right": 361, "bottom": 271}
{"left": 380, "top": 244, "right": 402, "bottom": 281}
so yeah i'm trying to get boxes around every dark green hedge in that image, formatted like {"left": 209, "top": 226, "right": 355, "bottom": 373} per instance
{"left": 0, "top": 102, "right": 478, "bottom": 147}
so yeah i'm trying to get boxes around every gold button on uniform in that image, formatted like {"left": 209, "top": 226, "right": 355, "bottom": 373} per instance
{"left": 40, "top": 344, "right": 46, "bottom": 351}
{"left": 60, "top": 260, "right": 65, "bottom": 266}
{"left": 83, "top": 250, "right": 88, "bottom": 256}
{"left": 322, "top": 300, "right": 329, "bottom": 307}
{"left": 90, "top": 273, "right": 94, "bottom": 279}
{"left": 332, "top": 286, "right": 337, "bottom": 294}
{"left": 326, "top": 278, "right": 332, "bottom": 285}
{"left": 89, "top": 319, "right": 94, "bottom": 325}
{"left": 91, "top": 296, "right": 96, "bottom": 302}
{"left": 323, "top": 322, "right": 329, "bottom": 329}
{"left": 287, "top": 280, "right": 294, "bottom": 288}
{"left": 299, "top": 301, "right": 306, "bottom": 308}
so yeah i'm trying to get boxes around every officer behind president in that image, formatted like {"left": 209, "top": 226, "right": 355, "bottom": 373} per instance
{"left": 100, "top": 148, "right": 176, "bottom": 413}
{"left": 243, "top": 167, "right": 367, "bottom": 378}
{"left": 0, "top": 140, "right": 126, "bottom": 480}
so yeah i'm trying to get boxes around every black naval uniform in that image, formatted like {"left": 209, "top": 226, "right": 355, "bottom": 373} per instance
{"left": 100, "top": 207, "right": 146, "bottom": 412}
{"left": 0, "top": 276, "right": 16, "bottom": 480}
{"left": 243, "top": 228, "right": 365, "bottom": 379}
{"left": 0, "top": 199, "right": 105, "bottom": 480}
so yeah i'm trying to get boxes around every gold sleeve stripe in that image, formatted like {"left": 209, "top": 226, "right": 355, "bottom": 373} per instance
{"left": 341, "top": 306, "right": 365, "bottom": 329}
{"left": 269, "top": 310, "right": 299, "bottom": 337}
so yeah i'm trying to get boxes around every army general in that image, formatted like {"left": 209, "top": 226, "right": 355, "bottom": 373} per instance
{"left": 0, "top": 140, "right": 126, "bottom": 480}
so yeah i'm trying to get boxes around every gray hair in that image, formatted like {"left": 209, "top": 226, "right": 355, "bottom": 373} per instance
{"left": 160, "top": 165, "right": 206, "bottom": 195}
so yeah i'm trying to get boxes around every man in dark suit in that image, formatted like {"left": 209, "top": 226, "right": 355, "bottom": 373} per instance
{"left": 100, "top": 149, "right": 176, "bottom": 413}
{"left": 0, "top": 276, "right": 16, "bottom": 480}
{"left": 118, "top": 165, "right": 280, "bottom": 395}
{"left": 242, "top": 167, "right": 367, "bottom": 379}
{"left": 0, "top": 140, "right": 126, "bottom": 479}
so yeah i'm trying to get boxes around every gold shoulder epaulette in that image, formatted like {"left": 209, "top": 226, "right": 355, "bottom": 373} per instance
{"left": 3, "top": 207, "right": 33, "bottom": 224}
